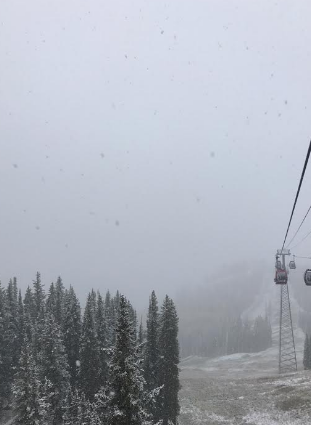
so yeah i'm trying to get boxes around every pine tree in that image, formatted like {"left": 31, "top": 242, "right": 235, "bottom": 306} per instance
{"left": 17, "top": 290, "right": 25, "bottom": 358}
{"left": 304, "top": 333, "right": 308, "bottom": 369}
{"left": 13, "top": 336, "right": 51, "bottom": 425}
{"left": 105, "top": 291, "right": 116, "bottom": 347}
{"left": 80, "top": 293, "right": 100, "bottom": 401}
{"left": 63, "top": 286, "right": 81, "bottom": 389}
{"left": 138, "top": 318, "right": 144, "bottom": 345}
{"left": 32, "top": 272, "right": 45, "bottom": 320}
{"left": 145, "top": 291, "right": 160, "bottom": 394}
{"left": 46, "top": 282, "right": 57, "bottom": 316}
{"left": 38, "top": 312, "right": 70, "bottom": 424}
{"left": 105, "top": 295, "right": 149, "bottom": 425}
{"left": 4, "top": 279, "right": 20, "bottom": 388}
{"left": 23, "top": 286, "right": 34, "bottom": 340}
{"left": 113, "top": 290, "right": 120, "bottom": 319}
{"left": 32, "top": 273, "right": 46, "bottom": 362}
{"left": 63, "top": 389, "right": 83, "bottom": 425}
{"left": 96, "top": 292, "right": 108, "bottom": 389}
{"left": 127, "top": 299, "right": 138, "bottom": 339}
{"left": 55, "top": 276, "right": 65, "bottom": 326}
{"left": 90, "top": 289, "right": 97, "bottom": 318}
{"left": 304, "top": 333, "right": 311, "bottom": 370}
{"left": 63, "top": 390, "right": 98, "bottom": 425}
{"left": 0, "top": 280, "right": 9, "bottom": 414}
{"left": 157, "top": 296, "right": 180, "bottom": 425}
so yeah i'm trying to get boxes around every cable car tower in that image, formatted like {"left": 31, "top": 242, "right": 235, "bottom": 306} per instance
{"left": 276, "top": 249, "right": 297, "bottom": 374}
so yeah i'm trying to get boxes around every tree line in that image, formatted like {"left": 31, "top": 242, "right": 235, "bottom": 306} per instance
{"left": 303, "top": 333, "right": 311, "bottom": 370}
{"left": 0, "top": 273, "right": 180, "bottom": 425}
{"left": 180, "top": 314, "right": 272, "bottom": 358}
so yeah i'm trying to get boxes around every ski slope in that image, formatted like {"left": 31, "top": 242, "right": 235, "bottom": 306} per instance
{"left": 179, "top": 277, "right": 311, "bottom": 424}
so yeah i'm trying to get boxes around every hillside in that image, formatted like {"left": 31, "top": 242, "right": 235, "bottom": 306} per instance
{"left": 178, "top": 266, "right": 311, "bottom": 424}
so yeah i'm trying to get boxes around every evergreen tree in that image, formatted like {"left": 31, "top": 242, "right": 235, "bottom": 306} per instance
{"left": 32, "top": 272, "right": 45, "bottom": 320}
{"left": 105, "top": 295, "right": 149, "bottom": 425}
{"left": 90, "top": 289, "right": 97, "bottom": 318}
{"left": 31, "top": 273, "right": 46, "bottom": 363}
{"left": 46, "top": 282, "right": 57, "bottom": 316}
{"left": 63, "top": 389, "right": 83, "bottom": 425}
{"left": 5, "top": 279, "right": 20, "bottom": 385}
{"left": 80, "top": 293, "right": 100, "bottom": 401}
{"left": 63, "top": 286, "right": 81, "bottom": 389}
{"left": 157, "top": 296, "right": 180, "bottom": 425}
{"left": 113, "top": 290, "right": 121, "bottom": 319}
{"left": 23, "top": 286, "right": 34, "bottom": 340}
{"left": 38, "top": 312, "right": 70, "bottom": 424}
{"left": 13, "top": 336, "right": 51, "bottom": 425}
{"left": 145, "top": 291, "right": 160, "bottom": 396}
{"left": 303, "top": 333, "right": 310, "bottom": 370}
{"left": 127, "top": 299, "right": 138, "bottom": 339}
{"left": 0, "top": 281, "right": 9, "bottom": 414}
{"left": 17, "top": 290, "right": 25, "bottom": 358}
{"left": 55, "top": 276, "right": 65, "bottom": 326}
{"left": 64, "top": 390, "right": 101, "bottom": 425}
{"left": 105, "top": 291, "right": 116, "bottom": 347}
{"left": 96, "top": 292, "right": 108, "bottom": 388}
{"left": 138, "top": 318, "right": 144, "bottom": 344}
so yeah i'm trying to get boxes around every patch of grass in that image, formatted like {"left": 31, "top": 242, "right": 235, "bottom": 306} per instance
{"left": 276, "top": 395, "right": 311, "bottom": 411}
{"left": 275, "top": 385, "right": 295, "bottom": 394}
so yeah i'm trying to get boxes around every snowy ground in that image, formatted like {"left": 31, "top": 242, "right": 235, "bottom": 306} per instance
{"left": 179, "top": 281, "right": 311, "bottom": 424}
{"left": 179, "top": 366, "right": 311, "bottom": 425}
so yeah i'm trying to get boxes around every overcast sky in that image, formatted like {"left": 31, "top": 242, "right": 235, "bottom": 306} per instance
{"left": 1, "top": 0, "right": 311, "bottom": 306}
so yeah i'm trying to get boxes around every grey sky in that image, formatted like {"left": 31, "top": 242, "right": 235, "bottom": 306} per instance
{"left": 1, "top": 0, "right": 311, "bottom": 306}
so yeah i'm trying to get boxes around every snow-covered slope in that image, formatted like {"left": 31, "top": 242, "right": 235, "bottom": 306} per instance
{"left": 181, "top": 274, "right": 305, "bottom": 377}
{"left": 179, "top": 276, "right": 311, "bottom": 424}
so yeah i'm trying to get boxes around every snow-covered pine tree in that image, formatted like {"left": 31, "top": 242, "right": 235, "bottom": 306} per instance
{"left": 0, "top": 280, "right": 9, "bottom": 415}
{"left": 23, "top": 286, "right": 34, "bottom": 340}
{"left": 17, "top": 290, "right": 25, "bottom": 358}
{"left": 4, "top": 279, "right": 20, "bottom": 393}
{"left": 90, "top": 289, "right": 97, "bottom": 318}
{"left": 32, "top": 272, "right": 45, "bottom": 320}
{"left": 80, "top": 292, "right": 100, "bottom": 401}
{"left": 63, "top": 389, "right": 83, "bottom": 425}
{"left": 32, "top": 273, "right": 46, "bottom": 362}
{"left": 138, "top": 317, "right": 145, "bottom": 356}
{"left": 113, "top": 290, "right": 120, "bottom": 318}
{"left": 38, "top": 311, "right": 70, "bottom": 423}
{"left": 144, "top": 290, "right": 160, "bottom": 416}
{"left": 13, "top": 336, "right": 51, "bottom": 425}
{"left": 157, "top": 295, "right": 180, "bottom": 425}
{"left": 96, "top": 292, "right": 108, "bottom": 389}
{"left": 105, "top": 294, "right": 150, "bottom": 425}
{"left": 46, "top": 282, "right": 57, "bottom": 316}
{"left": 63, "top": 285, "right": 82, "bottom": 389}
{"left": 55, "top": 276, "right": 65, "bottom": 326}
{"left": 303, "top": 333, "right": 309, "bottom": 369}
{"left": 105, "top": 291, "right": 116, "bottom": 347}
{"left": 64, "top": 389, "right": 102, "bottom": 425}
{"left": 127, "top": 299, "right": 138, "bottom": 339}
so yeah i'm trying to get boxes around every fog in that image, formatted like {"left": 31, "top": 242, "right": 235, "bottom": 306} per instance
{"left": 1, "top": 0, "right": 311, "bottom": 306}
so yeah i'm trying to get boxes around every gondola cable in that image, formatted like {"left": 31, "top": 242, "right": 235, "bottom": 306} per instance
{"left": 287, "top": 204, "right": 311, "bottom": 248}
{"left": 290, "top": 229, "right": 311, "bottom": 250}
{"left": 280, "top": 141, "right": 311, "bottom": 252}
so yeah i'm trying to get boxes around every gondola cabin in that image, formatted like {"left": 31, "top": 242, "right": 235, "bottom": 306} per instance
{"left": 274, "top": 269, "right": 288, "bottom": 284}
{"left": 275, "top": 260, "right": 282, "bottom": 269}
{"left": 289, "top": 260, "right": 296, "bottom": 270}
{"left": 304, "top": 269, "right": 311, "bottom": 286}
